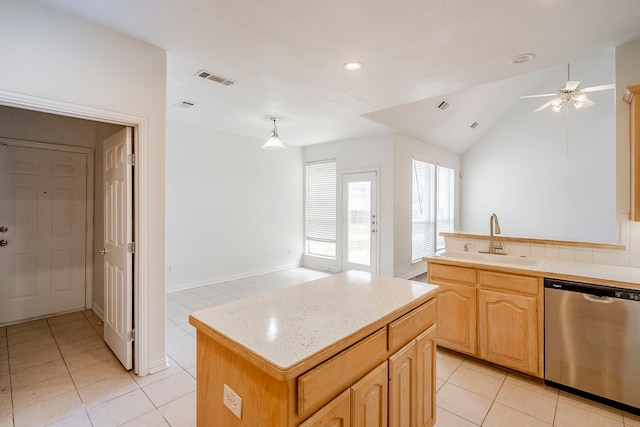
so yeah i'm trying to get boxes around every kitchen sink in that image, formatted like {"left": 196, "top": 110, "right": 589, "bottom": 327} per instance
{"left": 436, "top": 251, "right": 543, "bottom": 268}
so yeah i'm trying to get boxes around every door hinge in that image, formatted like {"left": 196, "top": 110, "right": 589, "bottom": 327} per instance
{"left": 128, "top": 330, "right": 135, "bottom": 341}
{"left": 127, "top": 154, "right": 136, "bottom": 165}
{"left": 127, "top": 242, "right": 136, "bottom": 253}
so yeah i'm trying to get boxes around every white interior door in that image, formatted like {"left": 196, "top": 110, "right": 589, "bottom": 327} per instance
{"left": 102, "top": 128, "right": 133, "bottom": 370}
{"left": 0, "top": 143, "right": 87, "bottom": 325}
{"left": 342, "top": 171, "right": 378, "bottom": 273}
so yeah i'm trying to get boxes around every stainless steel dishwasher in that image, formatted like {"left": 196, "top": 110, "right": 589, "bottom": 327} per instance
{"left": 545, "top": 278, "right": 640, "bottom": 412}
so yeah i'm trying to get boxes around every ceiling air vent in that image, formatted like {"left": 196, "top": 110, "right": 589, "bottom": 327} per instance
{"left": 195, "top": 70, "right": 236, "bottom": 86}
{"left": 470, "top": 121, "right": 480, "bottom": 129}
{"left": 173, "top": 100, "right": 194, "bottom": 109}
{"left": 436, "top": 99, "right": 450, "bottom": 111}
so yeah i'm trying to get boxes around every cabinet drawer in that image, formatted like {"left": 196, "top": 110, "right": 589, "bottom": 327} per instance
{"left": 298, "top": 328, "right": 387, "bottom": 418}
{"left": 429, "top": 263, "right": 476, "bottom": 285}
{"left": 478, "top": 270, "right": 539, "bottom": 295}
{"left": 388, "top": 298, "right": 436, "bottom": 353}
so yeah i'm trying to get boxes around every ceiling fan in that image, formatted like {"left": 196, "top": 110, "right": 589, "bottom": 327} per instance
{"left": 521, "top": 64, "right": 614, "bottom": 112}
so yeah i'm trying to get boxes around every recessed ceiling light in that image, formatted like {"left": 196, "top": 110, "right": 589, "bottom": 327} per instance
{"left": 343, "top": 61, "right": 362, "bottom": 71}
{"left": 509, "top": 53, "right": 536, "bottom": 64}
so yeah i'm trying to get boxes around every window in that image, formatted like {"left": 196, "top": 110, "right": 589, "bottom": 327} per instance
{"left": 306, "top": 160, "right": 337, "bottom": 258}
{"left": 411, "top": 159, "right": 455, "bottom": 261}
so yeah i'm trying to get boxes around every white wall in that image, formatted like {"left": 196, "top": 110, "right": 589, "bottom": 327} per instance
{"left": 393, "top": 134, "right": 460, "bottom": 278}
{"left": 303, "top": 134, "right": 395, "bottom": 275}
{"left": 0, "top": 1, "right": 167, "bottom": 374}
{"left": 166, "top": 121, "right": 304, "bottom": 291}
{"left": 461, "top": 52, "right": 616, "bottom": 243}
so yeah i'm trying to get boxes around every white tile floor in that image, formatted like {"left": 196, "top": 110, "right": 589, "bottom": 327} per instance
{"left": 1, "top": 267, "right": 639, "bottom": 426}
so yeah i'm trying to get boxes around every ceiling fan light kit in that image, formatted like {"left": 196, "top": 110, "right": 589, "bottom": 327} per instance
{"left": 521, "top": 64, "right": 614, "bottom": 113}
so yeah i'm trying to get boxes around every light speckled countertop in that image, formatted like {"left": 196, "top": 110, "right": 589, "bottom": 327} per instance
{"left": 189, "top": 270, "right": 439, "bottom": 378}
{"left": 426, "top": 253, "right": 640, "bottom": 290}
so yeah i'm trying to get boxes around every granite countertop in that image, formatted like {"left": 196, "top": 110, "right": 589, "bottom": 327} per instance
{"left": 189, "top": 270, "right": 439, "bottom": 379}
{"left": 425, "top": 252, "right": 640, "bottom": 290}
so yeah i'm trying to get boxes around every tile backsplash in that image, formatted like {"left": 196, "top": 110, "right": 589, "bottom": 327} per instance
{"left": 444, "top": 215, "right": 640, "bottom": 269}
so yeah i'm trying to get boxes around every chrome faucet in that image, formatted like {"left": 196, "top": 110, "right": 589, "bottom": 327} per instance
{"left": 483, "top": 213, "right": 504, "bottom": 254}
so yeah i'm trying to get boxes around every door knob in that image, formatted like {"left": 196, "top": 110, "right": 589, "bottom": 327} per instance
{"left": 0, "top": 240, "right": 7, "bottom": 247}
{"left": 99, "top": 248, "right": 107, "bottom": 255}
{"left": 0, "top": 226, "right": 7, "bottom": 233}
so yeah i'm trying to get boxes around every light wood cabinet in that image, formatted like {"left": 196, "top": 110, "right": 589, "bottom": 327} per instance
{"left": 299, "top": 390, "right": 351, "bottom": 427}
{"left": 191, "top": 277, "right": 439, "bottom": 427}
{"left": 351, "top": 363, "right": 388, "bottom": 427}
{"left": 426, "top": 261, "right": 542, "bottom": 377}
{"left": 477, "top": 289, "right": 538, "bottom": 375}
{"left": 434, "top": 283, "right": 476, "bottom": 355}
{"left": 389, "top": 339, "right": 416, "bottom": 427}
{"left": 415, "top": 326, "right": 437, "bottom": 427}
{"left": 388, "top": 325, "right": 437, "bottom": 427}
{"left": 427, "top": 263, "right": 477, "bottom": 355}
{"left": 624, "top": 84, "right": 640, "bottom": 221}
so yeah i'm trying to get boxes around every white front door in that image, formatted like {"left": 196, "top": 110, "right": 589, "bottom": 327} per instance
{"left": 0, "top": 143, "right": 88, "bottom": 324}
{"left": 342, "top": 171, "right": 378, "bottom": 273}
{"left": 102, "top": 128, "right": 134, "bottom": 370}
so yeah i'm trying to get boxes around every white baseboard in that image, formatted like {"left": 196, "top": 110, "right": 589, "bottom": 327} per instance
{"left": 166, "top": 261, "right": 303, "bottom": 293}
{"left": 91, "top": 304, "right": 105, "bottom": 321}
{"left": 398, "top": 264, "right": 427, "bottom": 280}
{"left": 145, "top": 356, "right": 170, "bottom": 376}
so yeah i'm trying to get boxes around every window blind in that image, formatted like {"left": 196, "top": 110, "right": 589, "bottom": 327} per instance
{"left": 411, "top": 159, "right": 455, "bottom": 261}
{"left": 306, "top": 160, "right": 336, "bottom": 258}
{"left": 436, "top": 166, "right": 455, "bottom": 251}
{"left": 411, "top": 159, "right": 435, "bottom": 261}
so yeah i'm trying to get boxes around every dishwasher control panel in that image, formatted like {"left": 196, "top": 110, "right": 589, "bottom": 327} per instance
{"left": 615, "top": 290, "right": 640, "bottom": 301}
{"left": 545, "top": 278, "right": 640, "bottom": 301}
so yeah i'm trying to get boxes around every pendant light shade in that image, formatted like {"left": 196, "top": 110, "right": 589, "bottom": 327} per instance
{"left": 262, "top": 117, "right": 286, "bottom": 150}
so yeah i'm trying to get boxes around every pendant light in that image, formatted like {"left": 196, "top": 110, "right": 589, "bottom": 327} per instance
{"left": 262, "top": 117, "right": 286, "bottom": 150}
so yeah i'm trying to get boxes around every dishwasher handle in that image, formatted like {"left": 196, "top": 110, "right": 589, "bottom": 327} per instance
{"left": 583, "top": 293, "right": 615, "bottom": 304}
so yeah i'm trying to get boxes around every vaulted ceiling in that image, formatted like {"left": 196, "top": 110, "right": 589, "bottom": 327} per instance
{"left": 37, "top": 0, "right": 640, "bottom": 152}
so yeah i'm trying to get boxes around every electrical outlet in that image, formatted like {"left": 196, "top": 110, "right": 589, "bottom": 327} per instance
{"left": 223, "top": 384, "right": 242, "bottom": 419}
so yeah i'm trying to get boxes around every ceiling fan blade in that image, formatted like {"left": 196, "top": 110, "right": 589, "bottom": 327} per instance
{"left": 521, "top": 93, "right": 556, "bottom": 99}
{"left": 582, "top": 83, "right": 615, "bottom": 93}
{"left": 564, "top": 81, "right": 581, "bottom": 91}
{"left": 582, "top": 98, "right": 596, "bottom": 108}
{"left": 535, "top": 99, "right": 554, "bottom": 112}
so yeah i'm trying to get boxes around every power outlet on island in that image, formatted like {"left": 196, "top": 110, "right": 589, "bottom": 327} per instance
{"left": 223, "top": 384, "right": 242, "bottom": 419}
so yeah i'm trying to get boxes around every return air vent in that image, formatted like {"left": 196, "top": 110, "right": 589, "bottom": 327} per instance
{"left": 470, "top": 121, "right": 480, "bottom": 129}
{"left": 195, "top": 70, "right": 236, "bottom": 86}
{"left": 173, "top": 100, "right": 194, "bottom": 109}
{"left": 436, "top": 99, "right": 450, "bottom": 111}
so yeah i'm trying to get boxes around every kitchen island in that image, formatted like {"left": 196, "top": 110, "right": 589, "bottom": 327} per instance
{"left": 189, "top": 270, "right": 440, "bottom": 427}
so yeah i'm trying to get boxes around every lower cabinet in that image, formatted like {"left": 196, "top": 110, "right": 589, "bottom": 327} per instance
{"left": 300, "top": 325, "right": 437, "bottom": 427}
{"left": 300, "top": 362, "right": 388, "bottom": 427}
{"left": 352, "top": 363, "right": 388, "bottom": 427}
{"left": 298, "top": 389, "right": 351, "bottom": 427}
{"left": 478, "top": 289, "right": 538, "bottom": 375}
{"left": 427, "top": 262, "right": 543, "bottom": 378}
{"left": 434, "top": 283, "right": 476, "bottom": 355}
{"left": 389, "top": 325, "right": 437, "bottom": 427}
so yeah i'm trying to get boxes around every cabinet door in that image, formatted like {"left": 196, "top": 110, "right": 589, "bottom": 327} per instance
{"left": 351, "top": 362, "right": 388, "bottom": 427}
{"left": 389, "top": 341, "right": 416, "bottom": 427}
{"left": 416, "top": 325, "right": 437, "bottom": 427}
{"left": 299, "top": 389, "right": 351, "bottom": 427}
{"left": 436, "top": 283, "right": 477, "bottom": 355}
{"left": 478, "top": 289, "right": 538, "bottom": 375}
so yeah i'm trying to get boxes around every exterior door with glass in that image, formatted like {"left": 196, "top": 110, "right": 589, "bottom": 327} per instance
{"left": 342, "top": 171, "right": 378, "bottom": 273}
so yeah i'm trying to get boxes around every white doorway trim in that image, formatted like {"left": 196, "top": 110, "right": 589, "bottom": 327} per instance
{"left": 340, "top": 167, "right": 380, "bottom": 274}
{"left": 0, "top": 137, "right": 95, "bottom": 310}
{"left": 0, "top": 89, "right": 153, "bottom": 376}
